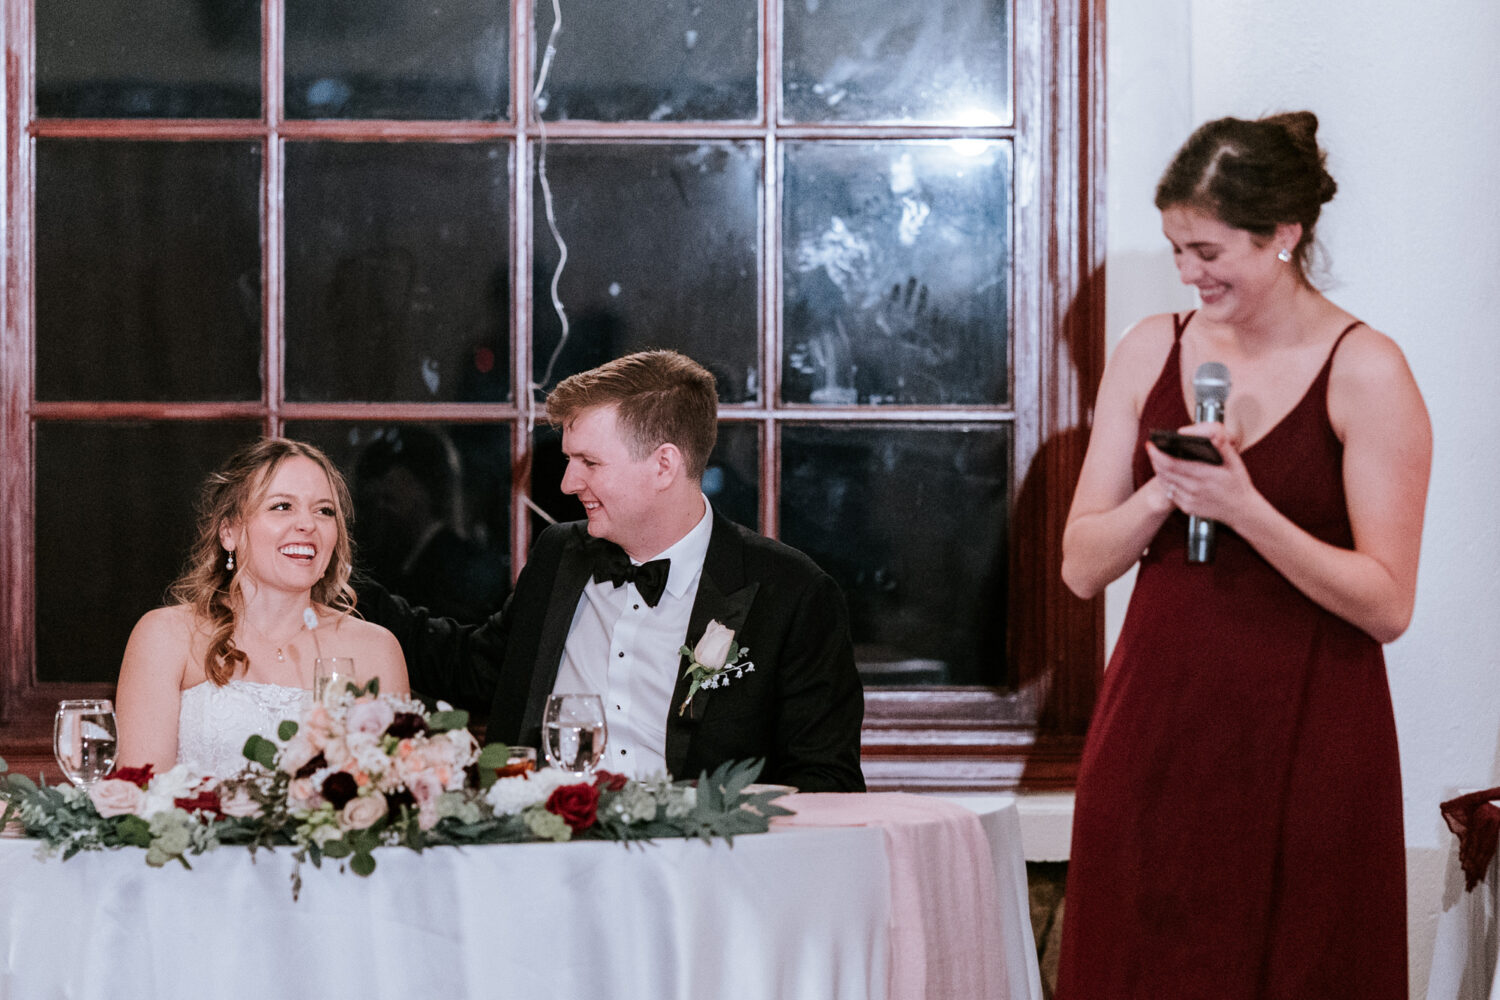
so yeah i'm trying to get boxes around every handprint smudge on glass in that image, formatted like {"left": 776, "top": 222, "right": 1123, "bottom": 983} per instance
{"left": 781, "top": 141, "right": 1011, "bottom": 407}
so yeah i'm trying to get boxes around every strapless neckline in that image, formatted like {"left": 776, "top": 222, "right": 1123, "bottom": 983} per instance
{"left": 177, "top": 679, "right": 310, "bottom": 779}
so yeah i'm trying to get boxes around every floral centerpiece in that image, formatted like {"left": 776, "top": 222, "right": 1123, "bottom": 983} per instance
{"left": 0, "top": 681, "right": 791, "bottom": 899}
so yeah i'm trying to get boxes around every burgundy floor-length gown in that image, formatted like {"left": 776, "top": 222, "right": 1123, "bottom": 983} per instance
{"left": 1057, "top": 313, "right": 1407, "bottom": 999}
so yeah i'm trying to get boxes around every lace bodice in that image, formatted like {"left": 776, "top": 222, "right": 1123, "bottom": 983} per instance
{"left": 177, "top": 680, "right": 310, "bottom": 779}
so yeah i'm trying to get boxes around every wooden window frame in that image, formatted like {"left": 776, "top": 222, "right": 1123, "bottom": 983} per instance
{"left": 0, "top": 0, "right": 1105, "bottom": 788}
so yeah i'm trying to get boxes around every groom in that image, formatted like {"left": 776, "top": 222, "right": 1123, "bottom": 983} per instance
{"left": 358, "top": 350, "right": 866, "bottom": 793}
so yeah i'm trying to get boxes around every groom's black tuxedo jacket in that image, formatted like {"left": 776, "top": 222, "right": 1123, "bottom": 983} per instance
{"left": 359, "top": 510, "right": 866, "bottom": 792}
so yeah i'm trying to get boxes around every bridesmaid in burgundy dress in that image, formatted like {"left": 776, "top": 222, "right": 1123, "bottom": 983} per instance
{"left": 1057, "top": 112, "right": 1431, "bottom": 998}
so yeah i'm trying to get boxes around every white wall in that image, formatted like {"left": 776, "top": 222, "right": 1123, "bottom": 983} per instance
{"left": 1105, "top": 2, "right": 1500, "bottom": 993}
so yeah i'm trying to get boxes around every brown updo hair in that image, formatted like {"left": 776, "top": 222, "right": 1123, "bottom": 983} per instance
{"left": 1155, "top": 111, "right": 1338, "bottom": 281}
{"left": 169, "top": 437, "right": 357, "bottom": 685}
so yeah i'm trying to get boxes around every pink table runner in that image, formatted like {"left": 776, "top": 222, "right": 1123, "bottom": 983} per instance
{"left": 772, "top": 792, "right": 1009, "bottom": 1000}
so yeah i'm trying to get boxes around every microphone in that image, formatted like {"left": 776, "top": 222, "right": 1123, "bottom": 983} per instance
{"left": 1187, "top": 362, "right": 1231, "bottom": 564}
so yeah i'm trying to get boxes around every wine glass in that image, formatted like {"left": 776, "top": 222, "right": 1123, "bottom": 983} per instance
{"left": 54, "top": 699, "right": 118, "bottom": 788}
{"left": 314, "top": 657, "right": 357, "bottom": 704}
{"left": 542, "top": 694, "right": 608, "bottom": 778}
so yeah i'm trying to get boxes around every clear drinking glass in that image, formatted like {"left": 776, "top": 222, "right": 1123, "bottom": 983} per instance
{"left": 542, "top": 694, "right": 607, "bottom": 778}
{"left": 53, "top": 699, "right": 117, "bottom": 788}
{"left": 495, "top": 745, "right": 537, "bottom": 780}
{"left": 314, "top": 657, "right": 357, "bottom": 703}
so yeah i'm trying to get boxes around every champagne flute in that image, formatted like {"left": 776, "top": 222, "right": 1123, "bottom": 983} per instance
{"left": 54, "top": 699, "right": 118, "bottom": 788}
{"left": 314, "top": 657, "right": 357, "bottom": 704}
{"left": 542, "top": 694, "right": 608, "bottom": 778}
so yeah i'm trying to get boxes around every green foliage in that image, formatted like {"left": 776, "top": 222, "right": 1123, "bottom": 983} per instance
{"left": 426, "top": 709, "right": 469, "bottom": 733}
{"left": 475, "top": 743, "right": 513, "bottom": 790}
{"left": 243, "top": 735, "right": 279, "bottom": 770}
{"left": 2, "top": 753, "right": 794, "bottom": 897}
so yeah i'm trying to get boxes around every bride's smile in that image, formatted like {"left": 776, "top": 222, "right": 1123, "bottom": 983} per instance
{"left": 222, "top": 455, "right": 340, "bottom": 594}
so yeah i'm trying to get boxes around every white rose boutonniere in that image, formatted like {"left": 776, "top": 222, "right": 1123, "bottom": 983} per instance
{"left": 678, "top": 620, "right": 755, "bottom": 716}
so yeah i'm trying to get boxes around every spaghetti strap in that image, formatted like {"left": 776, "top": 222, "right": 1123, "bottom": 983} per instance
{"left": 1320, "top": 321, "right": 1365, "bottom": 374}
{"left": 1171, "top": 310, "right": 1197, "bottom": 341}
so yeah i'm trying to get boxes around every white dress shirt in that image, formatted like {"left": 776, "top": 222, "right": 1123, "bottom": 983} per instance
{"left": 553, "top": 498, "right": 713, "bottom": 779}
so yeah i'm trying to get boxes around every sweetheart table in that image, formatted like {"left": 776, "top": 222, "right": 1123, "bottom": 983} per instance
{"left": 0, "top": 792, "right": 1039, "bottom": 1000}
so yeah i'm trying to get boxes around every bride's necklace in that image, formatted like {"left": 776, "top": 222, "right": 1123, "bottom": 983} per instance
{"left": 240, "top": 615, "right": 306, "bottom": 662}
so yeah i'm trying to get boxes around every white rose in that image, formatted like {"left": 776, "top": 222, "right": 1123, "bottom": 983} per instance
{"left": 139, "top": 765, "right": 201, "bottom": 816}
{"left": 88, "top": 778, "right": 144, "bottom": 818}
{"left": 339, "top": 792, "right": 388, "bottom": 831}
{"left": 693, "top": 620, "right": 736, "bottom": 670}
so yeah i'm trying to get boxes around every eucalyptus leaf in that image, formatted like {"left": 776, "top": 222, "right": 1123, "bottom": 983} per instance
{"left": 243, "top": 734, "right": 278, "bottom": 769}
{"left": 427, "top": 709, "right": 469, "bottom": 733}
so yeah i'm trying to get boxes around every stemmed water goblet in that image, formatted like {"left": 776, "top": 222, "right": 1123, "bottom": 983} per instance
{"left": 53, "top": 699, "right": 118, "bottom": 789}
{"left": 542, "top": 694, "right": 608, "bottom": 778}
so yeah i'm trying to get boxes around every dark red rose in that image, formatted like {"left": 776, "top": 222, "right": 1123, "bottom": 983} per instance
{"left": 386, "top": 713, "right": 428, "bottom": 739}
{"left": 173, "top": 789, "right": 223, "bottom": 817}
{"left": 546, "top": 782, "right": 601, "bottom": 833}
{"left": 320, "top": 771, "right": 359, "bottom": 809}
{"left": 111, "top": 765, "right": 154, "bottom": 789}
{"left": 593, "top": 770, "right": 628, "bottom": 792}
{"left": 294, "top": 752, "right": 327, "bottom": 780}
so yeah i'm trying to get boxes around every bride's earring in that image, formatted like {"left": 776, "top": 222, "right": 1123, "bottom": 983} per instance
{"left": 1276, "top": 248, "right": 1292, "bottom": 263}
{"left": 226, "top": 550, "right": 236, "bottom": 571}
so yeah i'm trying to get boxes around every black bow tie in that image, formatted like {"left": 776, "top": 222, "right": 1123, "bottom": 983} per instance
{"left": 590, "top": 542, "right": 671, "bottom": 608}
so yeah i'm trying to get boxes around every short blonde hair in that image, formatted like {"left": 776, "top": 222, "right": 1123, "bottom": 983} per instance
{"left": 546, "top": 350, "right": 718, "bottom": 479}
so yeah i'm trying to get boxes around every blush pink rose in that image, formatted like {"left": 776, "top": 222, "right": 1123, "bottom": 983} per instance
{"left": 339, "top": 792, "right": 388, "bottom": 831}
{"left": 278, "top": 733, "right": 320, "bottom": 776}
{"left": 406, "top": 770, "right": 445, "bottom": 830}
{"left": 88, "top": 778, "right": 144, "bottom": 817}
{"left": 346, "top": 698, "right": 396, "bottom": 736}
{"left": 693, "top": 620, "right": 736, "bottom": 669}
{"left": 287, "top": 777, "right": 324, "bottom": 811}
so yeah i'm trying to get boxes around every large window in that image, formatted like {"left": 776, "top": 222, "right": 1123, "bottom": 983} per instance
{"left": 0, "top": 0, "right": 1104, "bottom": 787}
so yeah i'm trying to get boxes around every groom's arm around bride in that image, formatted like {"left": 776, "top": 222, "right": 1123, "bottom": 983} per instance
{"left": 358, "top": 349, "right": 865, "bottom": 793}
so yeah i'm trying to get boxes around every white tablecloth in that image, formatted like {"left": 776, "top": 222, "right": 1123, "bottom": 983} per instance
{"left": 0, "top": 794, "right": 1038, "bottom": 1000}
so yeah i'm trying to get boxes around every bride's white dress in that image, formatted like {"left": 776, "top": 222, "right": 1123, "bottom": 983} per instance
{"left": 177, "top": 680, "right": 310, "bottom": 779}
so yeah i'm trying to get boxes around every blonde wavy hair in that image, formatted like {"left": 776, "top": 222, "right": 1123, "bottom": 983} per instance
{"left": 169, "top": 438, "right": 357, "bottom": 685}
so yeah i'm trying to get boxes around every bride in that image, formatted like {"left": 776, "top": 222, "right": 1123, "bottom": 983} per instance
{"left": 115, "top": 438, "right": 410, "bottom": 779}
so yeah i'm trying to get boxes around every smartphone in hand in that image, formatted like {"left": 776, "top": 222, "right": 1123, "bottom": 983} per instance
{"left": 1148, "top": 428, "right": 1222, "bottom": 465}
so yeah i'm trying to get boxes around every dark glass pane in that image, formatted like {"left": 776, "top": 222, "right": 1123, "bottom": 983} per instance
{"left": 536, "top": 0, "right": 757, "bottom": 122}
{"left": 285, "top": 142, "right": 511, "bottom": 403}
{"left": 781, "top": 141, "right": 1010, "bottom": 406}
{"left": 532, "top": 143, "right": 760, "bottom": 403}
{"left": 780, "top": 424, "right": 1010, "bottom": 686}
{"left": 288, "top": 422, "right": 513, "bottom": 625}
{"left": 35, "top": 422, "right": 263, "bottom": 684}
{"left": 528, "top": 422, "right": 759, "bottom": 536}
{"left": 286, "top": 1, "right": 508, "bottom": 120}
{"left": 36, "top": 140, "right": 262, "bottom": 402}
{"left": 36, "top": 0, "right": 260, "bottom": 118}
{"left": 782, "top": 0, "right": 1010, "bottom": 125}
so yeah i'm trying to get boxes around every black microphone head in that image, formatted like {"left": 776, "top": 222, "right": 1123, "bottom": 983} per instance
{"left": 1193, "top": 362, "right": 1231, "bottom": 408}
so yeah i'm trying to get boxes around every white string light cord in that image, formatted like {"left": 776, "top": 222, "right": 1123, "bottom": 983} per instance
{"left": 522, "top": 0, "right": 570, "bottom": 525}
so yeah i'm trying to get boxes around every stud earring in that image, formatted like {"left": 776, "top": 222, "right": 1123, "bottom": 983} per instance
{"left": 226, "top": 551, "right": 236, "bottom": 571}
{"left": 1276, "top": 248, "right": 1292, "bottom": 263}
